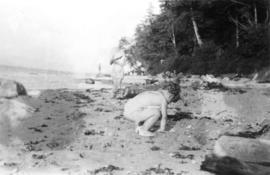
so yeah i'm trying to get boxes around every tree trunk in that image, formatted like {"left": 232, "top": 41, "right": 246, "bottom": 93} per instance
{"left": 265, "top": 9, "right": 269, "bottom": 24}
{"left": 171, "top": 24, "right": 177, "bottom": 50}
{"left": 236, "top": 17, "right": 239, "bottom": 48}
{"left": 254, "top": 2, "right": 258, "bottom": 27}
{"left": 170, "top": 24, "right": 178, "bottom": 55}
{"left": 190, "top": 8, "right": 203, "bottom": 47}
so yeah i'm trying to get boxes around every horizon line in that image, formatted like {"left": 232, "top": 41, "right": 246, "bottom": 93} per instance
{"left": 0, "top": 64, "right": 98, "bottom": 75}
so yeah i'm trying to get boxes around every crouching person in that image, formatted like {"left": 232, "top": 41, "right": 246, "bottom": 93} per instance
{"left": 123, "top": 82, "right": 180, "bottom": 137}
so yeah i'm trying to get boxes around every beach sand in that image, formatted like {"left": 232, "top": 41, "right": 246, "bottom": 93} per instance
{"left": 0, "top": 77, "right": 270, "bottom": 175}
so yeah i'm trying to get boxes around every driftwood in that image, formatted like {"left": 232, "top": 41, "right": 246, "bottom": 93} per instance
{"left": 201, "top": 136, "right": 270, "bottom": 175}
{"left": 224, "top": 119, "right": 270, "bottom": 139}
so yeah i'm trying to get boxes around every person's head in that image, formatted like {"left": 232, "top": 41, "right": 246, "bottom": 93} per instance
{"left": 163, "top": 82, "right": 180, "bottom": 103}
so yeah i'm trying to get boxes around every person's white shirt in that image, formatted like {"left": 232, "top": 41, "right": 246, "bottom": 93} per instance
{"left": 110, "top": 47, "right": 127, "bottom": 97}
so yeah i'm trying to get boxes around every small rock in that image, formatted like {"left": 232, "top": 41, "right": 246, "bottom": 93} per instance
{"left": 150, "top": 146, "right": 161, "bottom": 151}
{"left": 85, "top": 78, "right": 95, "bottom": 84}
{"left": 32, "top": 154, "right": 46, "bottom": 160}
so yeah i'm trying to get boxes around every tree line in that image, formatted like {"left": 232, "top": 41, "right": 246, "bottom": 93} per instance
{"left": 124, "top": 0, "right": 269, "bottom": 75}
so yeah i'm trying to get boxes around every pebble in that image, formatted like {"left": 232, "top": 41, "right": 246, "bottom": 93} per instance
{"left": 186, "top": 125, "right": 192, "bottom": 129}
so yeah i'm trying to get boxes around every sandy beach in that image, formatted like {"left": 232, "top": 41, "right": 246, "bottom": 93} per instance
{"left": 0, "top": 0, "right": 268, "bottom": 174}
{"left": 0, "top": 74, "right": 269, "bottom": 175}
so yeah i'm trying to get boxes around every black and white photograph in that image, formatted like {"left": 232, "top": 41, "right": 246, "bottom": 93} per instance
{"left": 0, "top": 0, "right": 269, "bottom": 174}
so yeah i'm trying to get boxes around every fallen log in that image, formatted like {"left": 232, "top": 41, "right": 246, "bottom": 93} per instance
{"left": 224, "top": 120, "right": 270, "bottom": 139}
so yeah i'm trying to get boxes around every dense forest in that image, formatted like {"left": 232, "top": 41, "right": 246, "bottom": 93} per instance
{"left": 124, "top": 0, "right": 270, "bottom": 75}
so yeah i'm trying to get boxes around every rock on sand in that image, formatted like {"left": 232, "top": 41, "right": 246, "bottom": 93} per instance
{"left": 214, "top": 136, "right": 270, "bottom": 163}
{"left": 201, "top": 136, "right": 270, "bottom": 175}
{"left": 0, "top": 79, "right": 27, "bottom": 98}
{"left": 0, "top": 79, "right": 31, "bottom": 128}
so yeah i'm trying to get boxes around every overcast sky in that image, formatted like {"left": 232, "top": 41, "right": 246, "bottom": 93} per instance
{"left": 0, "top": 0, "right": 160, "bottom": 73}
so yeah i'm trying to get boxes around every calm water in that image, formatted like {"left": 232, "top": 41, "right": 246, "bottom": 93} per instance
{"left": 0, "top": 65, "right": 112, "bottom": 90}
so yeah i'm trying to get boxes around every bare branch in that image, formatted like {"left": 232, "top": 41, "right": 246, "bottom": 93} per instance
{"left": 254, "top": 3, "right": 257, "bottom": 26}
{"left": 229, "top": 14, "right": 250, "bottom": 31}
{"left": 229, "top": 15, "right": 238, "bottom": 25}
{"left": 247, "top": 18, "right": 254, "bottom": 26}
{"left": 238, "top": 22, "right": 249, "bottom": 30}
{"left": 230, "top": 0, "right": 250, "bottom": 7}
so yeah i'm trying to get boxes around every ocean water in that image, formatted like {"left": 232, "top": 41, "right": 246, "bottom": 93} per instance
{"left": 0, "top": 65, "right": 112, "bottom": 90}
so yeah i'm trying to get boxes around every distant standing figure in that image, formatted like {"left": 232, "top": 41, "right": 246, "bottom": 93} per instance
{"left": 98, "top": 63, "right": 101, "bottom": 74}
{"left": 123, "top": 82, "right": 180, "bottom": 137}
{"left": 110, "top": 47, "right": 126, "bottom": 98}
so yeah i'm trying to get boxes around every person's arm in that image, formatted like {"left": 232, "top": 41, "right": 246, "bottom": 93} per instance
{"left": 110, "top": 55, "right": 122, "bottom": 65}
{"left": 158, "top": 99, "right": 168, "bottom": 132}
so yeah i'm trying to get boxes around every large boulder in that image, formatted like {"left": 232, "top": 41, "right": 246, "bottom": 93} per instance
{"left": 0, "top": 79, "right": 27, "bottom": 98}
{"left": 201, "top": 136, "right": 270, "bottom": 175}
{"left": 256, "top": 68, "right": 270, "bottom": 83}
{"left": 201, "top": 154, "right": 270, "bottom": 175}
{"left": 213, "top": 136, "right": 270, "bottom": 163}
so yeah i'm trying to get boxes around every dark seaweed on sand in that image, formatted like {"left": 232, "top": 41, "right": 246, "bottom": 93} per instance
{"left": 91, "top": 165, "right": 123, "bottom": 174}
{"left": 142, "top": 164, "right": 176, "bottom": 175}
{"left": 171, "top": 152, "right": 194, "bottom": 160}
{"left": 179, "top": 144, "right": 201, "bottom": 151}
